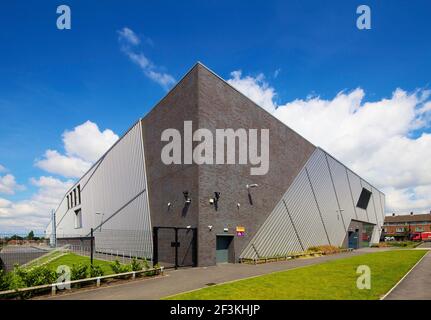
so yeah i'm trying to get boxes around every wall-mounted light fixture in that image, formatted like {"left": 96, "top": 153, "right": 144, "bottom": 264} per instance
{"left": 209, "top": 192, "right": 220, "bottom": 210}
{"left": 246, "top": 183, "right": 259, "bottom": 189}
{"left": 208, "top": 225, "right": 213, "bottom": 231}
{"left": 247, "top": 184, "right": 258, "bottom": 205}
{"left": 237, "top": 203, "right": 241, "bottom": 209}
{"left": 167, "top": 202, "right": 172, "bottom": 209}
{"left": 183, "top": 191, "right": 191, "bottom": 204}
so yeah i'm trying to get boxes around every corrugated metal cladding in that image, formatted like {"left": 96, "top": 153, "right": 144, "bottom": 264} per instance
{"left": 240, "top": 148, "right": 385, "bottom": 259}
{"left": 49, "top": 121, "right": 153, "bottom": 258}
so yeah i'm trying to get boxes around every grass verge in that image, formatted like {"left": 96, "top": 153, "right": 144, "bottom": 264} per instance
{"left": 166, "top": 250, "right": 427, "bottom": 300}
{"left": 44, "top": 253, "right": 115, "bottom": 275}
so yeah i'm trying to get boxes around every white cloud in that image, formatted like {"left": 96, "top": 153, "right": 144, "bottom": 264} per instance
{"left": 118, "top": 27, "right": 176, "bottom": 89}
{"left": 0, "top": 164, "right": 6, "bottom": 172}
{"left": 35, "top": 121, "right": 118, "bottom": 178}
{"left": 227, "top": 70, "right": 277, "bottom": 113}
{"left": 35, "top": 150, "right": 91, "bottom": 179}
{"left": 0, "top": 121, "right": 118, "bottom": 232}
{"left": 0, "top": 176, "right": 74, "bottom": 233}
{"left": 118, "top": 27, "right": 140, "bottom": 46}
{"left": 228, "top": 71, "right": 431, "bottom": 214}
{"left": 63, "top": 120, "right": 119, "bottom": 162}
{"left": 0, "top": 173, "right": 24, "bottom": 195}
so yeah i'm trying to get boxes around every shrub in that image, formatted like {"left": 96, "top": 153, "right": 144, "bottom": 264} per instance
{"left": 307, "top": 245, "right": 341, "bottom": 255}
{"left": 71, "top": 263, "right": 88, "bottom": 281}
{"left": 0, "top": 269, "right": 12, "bottom": 291}
{"left": 24, "top": 266, "right": 56, "bottom": 286}
{"left": 89, "top": 265, "right": 104, "bottom": 278}
{"left": 110, "top": 260, "right": 130, "bottom": 274}
{"left": 130, "top": 258, "right": 142, "bottom": 271}
{"left": 145, "top": 263, "right": 161, "bottom": 276}
{"left": 142, "top": 258, "right": 150, "bottom": 270}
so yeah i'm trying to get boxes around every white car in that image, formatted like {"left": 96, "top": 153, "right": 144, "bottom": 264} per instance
{"left": 384, "top": 236, "right": 395, "bottom": 242}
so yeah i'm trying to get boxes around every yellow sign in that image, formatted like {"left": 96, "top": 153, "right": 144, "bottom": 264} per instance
{"left": 236, "top": 226, "right": 245, "bottom": 232}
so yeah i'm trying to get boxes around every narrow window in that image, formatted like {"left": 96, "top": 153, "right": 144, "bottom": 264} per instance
{"left": 70, "top": 192, "right": 74, "bottom": 207}
{"left": 77, "top": 185, "right": 81, "bottom": 205}
{"left": 73, "top": 189, "right": 77, "bottom": 207}
{"left": 66, "top": 195, "right": 70, "bottom": 209}
{"left": 74, "top": 209, "right": 82, "bottom": 229}
{"left": 356, "top": 188, "right": 372, "bottom": 210}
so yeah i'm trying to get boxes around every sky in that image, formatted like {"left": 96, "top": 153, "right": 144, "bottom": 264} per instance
{"left": 0, "top": 0, "right": 430, "bottom": 233}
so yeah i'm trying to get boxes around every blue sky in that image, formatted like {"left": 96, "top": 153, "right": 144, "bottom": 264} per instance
{"left": 0, "top": 0, "right": 430, "bottom": 232}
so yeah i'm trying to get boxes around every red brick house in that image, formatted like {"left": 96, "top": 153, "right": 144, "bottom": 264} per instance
{"left": 383, "top": 213, "right": 431, "bottom": 239}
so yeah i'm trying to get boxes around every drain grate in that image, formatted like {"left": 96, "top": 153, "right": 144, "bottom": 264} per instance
{"left": 205, "top": 282, "right": 216, "bottom": 286}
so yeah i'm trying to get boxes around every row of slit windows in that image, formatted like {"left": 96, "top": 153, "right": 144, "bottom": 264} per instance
{"left": 67, "top": 185, "right": 81, "bottom": 209}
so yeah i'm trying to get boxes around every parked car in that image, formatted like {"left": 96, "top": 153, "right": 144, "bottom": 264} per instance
{"left": 411, "top": 232, "right": 422, "bottom": 241}
{"left": 385, "top": 236, "right": 395, "bottom": 242}
{"left": 421, "top": 232, "right": 431, "bottom": 242}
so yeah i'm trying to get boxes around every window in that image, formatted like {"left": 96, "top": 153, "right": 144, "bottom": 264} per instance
{"left": 416, "top": 227, "right": 425, "bottom": 232}
{"left": 77, "top": 185, "right": 81, "bottom": 205}
{"left": 396, "top": 227, "right": 404, "bottom": 233}
{"left": 356, "top": 188, "right": 372, "bottom": 210}
{"left": 66, "top": 195, "right": 70, "bottom": 209}
{"left": 70, "top": 192, "right": 74, "bottom": 207}
{"left": 74, "top": 209, "right": 82, "bottom": 229}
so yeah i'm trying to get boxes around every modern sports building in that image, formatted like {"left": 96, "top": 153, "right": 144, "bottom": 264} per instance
{"left": 46, "top": 63, "right": 385, "bottom": 267}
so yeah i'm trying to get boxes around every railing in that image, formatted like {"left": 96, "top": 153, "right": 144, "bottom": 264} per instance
{"left": 0, "top": 266, "right": 164, "bottom": 298}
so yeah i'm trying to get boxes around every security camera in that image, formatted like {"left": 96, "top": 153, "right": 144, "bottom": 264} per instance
{"left": 183, "top": 191, "right": 191, "bottom": 204}
{"left": 208, "top": 225, "right": 213, "bottom": 231}
{"left": 209, "top": 198, "right": 215, "bottom": 205}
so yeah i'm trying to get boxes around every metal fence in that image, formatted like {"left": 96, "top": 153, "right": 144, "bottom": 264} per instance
{"left": 0, "top": 228, "right": 155, "bottom": 273}
{"left": 56, "top": 228, "right": 154, "bottom": 266}
{"left": 0, "top": 234, "right": 50, "bottom": 272}
{"left": 0, "top": 225, "right": 200, "bottom": 274}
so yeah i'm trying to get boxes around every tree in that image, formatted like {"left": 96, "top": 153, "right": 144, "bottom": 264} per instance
{"left": 27, "top": 231, "right": 34, "bottom": 240}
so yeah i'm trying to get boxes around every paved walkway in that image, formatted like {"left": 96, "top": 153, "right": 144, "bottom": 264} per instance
{"left": 384, "top": 250, "right": 431, "bottom": 300}
{"left": 39, "top": 248, "right": 384, "bottom": 300}
{"left": 416, "top": 242, "right": 431, "bottom": 249}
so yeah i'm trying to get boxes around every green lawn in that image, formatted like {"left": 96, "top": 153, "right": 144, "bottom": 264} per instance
{"left": 44, "top": 253, "right": 115, "bottom": 275}
{"left": 25, "top": 250, "right": 64, "bottom": 268}
{"left": 167, "top": 250, "right": 427, "bottom": 300}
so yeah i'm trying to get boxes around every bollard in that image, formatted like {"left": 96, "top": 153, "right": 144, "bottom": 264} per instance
{"left": 96, "top": 277, "right": 101, "bottom": 287}
{"left": 132, "top": 272, "right": 136, "bottom": 279}
{"left": 51, "top": 284, "right": 56, "bottom": 296}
